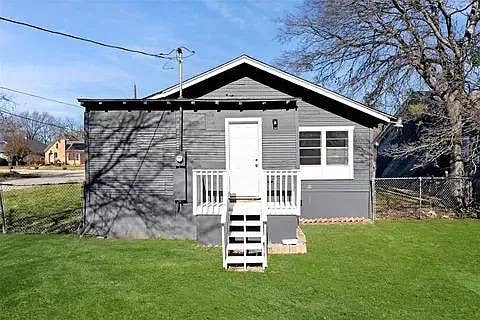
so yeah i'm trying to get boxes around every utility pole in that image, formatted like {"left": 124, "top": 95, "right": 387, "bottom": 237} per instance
{"left": 177, "top": 47, "right": 184, "bottom": 151}
{"left": 133, "top": 83, "right": 137, "bottom": 99}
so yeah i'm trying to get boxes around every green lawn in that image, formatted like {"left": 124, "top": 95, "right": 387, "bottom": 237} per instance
{"left": 1, "top": 184, "right": 82, "bottom": 233}
{"left": 1, "top": 220, "right": 479, "bottom": 319}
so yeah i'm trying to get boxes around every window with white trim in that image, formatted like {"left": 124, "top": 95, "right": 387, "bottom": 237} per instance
{"left": 299, "top": 126, "right": 354, "bottom": 180}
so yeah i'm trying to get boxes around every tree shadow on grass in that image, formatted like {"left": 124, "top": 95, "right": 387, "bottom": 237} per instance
{"left": 6, "top": 207, "right": 83, "bottom": 234}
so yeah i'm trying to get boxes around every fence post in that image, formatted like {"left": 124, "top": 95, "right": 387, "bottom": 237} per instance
{"left": 0, "top": 186, "right": 6, "bottom": 234}
{"left": 371, "top": 179, "right": 376, "bottom": 221}
{"left": 419, "top": 177, "right": 423, "bottom": 210}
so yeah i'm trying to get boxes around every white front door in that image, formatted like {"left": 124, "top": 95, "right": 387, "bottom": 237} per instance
{"left": 227, "top": 119, "right": 262, "bottom": 197}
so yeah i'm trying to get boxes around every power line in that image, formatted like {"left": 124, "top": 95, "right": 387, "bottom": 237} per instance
{"left": 0, "top": 16, "right": 178, "bottom": 60}
{"left": 0, "top": 108, "right": 71, "bottom": 131}
{"left": 0, "top": 86, "right": 82, "bottom": 109}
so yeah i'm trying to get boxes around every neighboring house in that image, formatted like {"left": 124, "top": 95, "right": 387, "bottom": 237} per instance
{"left": 0, "top": 140, "right": 7, "bottom": 165}
{"left": 44, "top": 139, "right": 86, "bottom": 166}
{"left": 79, "top": 55, "right": 395, "bottom": 269}
{"left": 376, "top": 93, "right": 455, "bottom": 177}
{"left": 25, "top": 139, "right": 47, "bottom": 165}
{"left": 0, "top": 138, "right": 45, "bottom": 165}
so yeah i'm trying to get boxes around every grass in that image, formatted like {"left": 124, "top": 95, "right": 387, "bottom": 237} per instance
{"left": 1, "top": 184, "right": 82, "bottom": 233}
{"left": 1, "top": 220, "right": 479, "bottom": 319}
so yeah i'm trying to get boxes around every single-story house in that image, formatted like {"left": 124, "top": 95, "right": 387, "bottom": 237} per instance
{"left": 79, "top": 55, "right": 395, "bottom": 269}
{"left": 44, "top": 139, "right": 86, "bottom": 166}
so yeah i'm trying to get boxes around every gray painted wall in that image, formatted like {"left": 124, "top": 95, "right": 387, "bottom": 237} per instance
{"left": 84, "top": 110, "right": 196, "bottom": 239}
{"left": 85, "top": 75, "right": 375, "bottom": 241}
{"left": 267, "top": 216, "right": 298, "bottom": 243}
{"left": 196, "top": 215, "right": 222, "bottom": 245}
{"left": 297, "top": 102, "right": 372, "bottom": 218}
{"left": 199, "top": 77, "right": 373, "bottom": 218}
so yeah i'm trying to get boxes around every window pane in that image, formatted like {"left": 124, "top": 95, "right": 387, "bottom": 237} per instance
{"left": 300, "top": 139, "right": 321, "bottom": 147}
{"left": 326, "top": 131, "right": 348, "bottom": 139}
{"left": 300, "top": 157, "right": 321, "bottom": 165}
{"left": 326, "top": 148, "right": 348, "bottom": 165}
{"left": 300, "top": 130, "right": 322, "bottom": 166}
{"left": 300, "top": 131, "right": 321, "bottom": 139}
{"left": 300, "top": 149, "right": 321, "bottom": 157}
{"left": 326, "top": 139, "right": 347, "bottom": 147}
{"left": 326, "top": 131, "right": 348, "bottom": 148}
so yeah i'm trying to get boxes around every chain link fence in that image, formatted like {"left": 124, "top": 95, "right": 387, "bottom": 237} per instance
{"left": 0, "top": 182, "right": 84, "bottom": 234}
{"left": 373, "top": 177, "right": 479, "bottom": 219}
{"left": 1, "top": 178, "right": 478, "bottom": 233}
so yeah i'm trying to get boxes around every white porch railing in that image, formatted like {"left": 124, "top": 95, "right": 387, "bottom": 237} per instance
{"left": 262, "top": 170, "right": 301, "bottom": 216}
{"left": 192, "top": 170, "right": 229, "bottom": 215}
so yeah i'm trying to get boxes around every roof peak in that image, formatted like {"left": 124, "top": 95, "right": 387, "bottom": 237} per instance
{"left": 144, "top": 55, "right": 394, "bottom": 123}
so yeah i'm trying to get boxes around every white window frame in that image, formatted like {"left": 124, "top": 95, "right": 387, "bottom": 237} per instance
{"left": 299, "top": 126, "right": 354, "bottom": 180}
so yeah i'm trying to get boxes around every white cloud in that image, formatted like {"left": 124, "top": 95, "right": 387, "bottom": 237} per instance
{"left": 201, "top": 0, "right": 246, "bottom": 24}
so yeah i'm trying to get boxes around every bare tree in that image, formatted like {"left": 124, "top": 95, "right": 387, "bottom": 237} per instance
{"left": 58, "top": 117, "right": 84, "bottom": 141}
{"left": 4, "top": 130, "right": 29, "bottom": 165}
{"left": 279, "top": 0, "right": 480, "bottom": 211}
{"left": 17, "top": 111, "right": 56, "bottom": 143}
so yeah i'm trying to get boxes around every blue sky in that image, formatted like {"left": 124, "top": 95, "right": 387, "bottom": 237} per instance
{"left": 0, "top": 0, "right": 302, "bottom": 121}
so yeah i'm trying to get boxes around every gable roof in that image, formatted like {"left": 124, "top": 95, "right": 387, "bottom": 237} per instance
{"left": 66, "top": 141, "right": 85, "bottom": 151}
{"left": 27, "top": 139, "right": 47, "bottom": 154}
{"left": 146, "top": 55, "right": 394, "bottom": 123}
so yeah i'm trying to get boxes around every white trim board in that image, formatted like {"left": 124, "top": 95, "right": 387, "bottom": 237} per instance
{"left": 147, "top": 55, "right": 393, "bottom": 123}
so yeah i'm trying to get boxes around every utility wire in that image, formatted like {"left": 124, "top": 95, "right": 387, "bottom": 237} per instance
{"left": 0, "top": 16, "right": 178, "bottom": 59}
{"left": 0, "top": 108, "right": 72, "bottom": 131}
{"left": 0, "top": 86, "right": 82, "bottom": 109}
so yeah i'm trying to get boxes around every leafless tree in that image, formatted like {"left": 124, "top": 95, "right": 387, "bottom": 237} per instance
{"left": 279, "top": 0, "right": 480, "bottom": 211}
{"left": 17, "top": 111, "right": 56, "bottom": 143}
{"left": 4, "top": 130, "right": 29, "bottom": 165}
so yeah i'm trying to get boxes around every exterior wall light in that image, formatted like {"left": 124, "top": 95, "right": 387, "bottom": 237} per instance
{"left": 272, "top": 119, "right": 279, "bottom": 130}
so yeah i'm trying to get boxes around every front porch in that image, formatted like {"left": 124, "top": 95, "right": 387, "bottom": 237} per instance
{"left": 192, "top": 169, "right": 301, "bottom": 217}
{"left": 192, "top": 169, "right": 300, "bottom": 270}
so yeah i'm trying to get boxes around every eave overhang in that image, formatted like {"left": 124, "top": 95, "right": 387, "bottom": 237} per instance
{"left": 78, "top": 98, "right": 300, "bottom": 111}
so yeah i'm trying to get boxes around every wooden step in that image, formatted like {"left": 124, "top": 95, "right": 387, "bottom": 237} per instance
{"left": 229, "top": 220, "right": 262, "bottom": 227}
{"left": 229, "top": 196, "right": 261, "bottom": 201}
{"left": 227, "top": 243, "right": 264, "bottom": 251}
{"left": 225, "top": 256, "right": 264, "bottom": 265}
{"left": 229, "top": 231, "right": 263, "bottom": 238}
{"left": 229, "top": 201, "right": 262, "bottom": 215}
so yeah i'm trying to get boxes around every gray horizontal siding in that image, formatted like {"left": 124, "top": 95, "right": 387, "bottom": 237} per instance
{"left": 84, "top": 110, "right": 194, "bottom": 239}
{"left": 200, "top": 77, "right": 293, "bottom": 100}
{"left": 196, "top": 77, "right": 373, "bottom": 218}
{"left": 86, "top": 109, "right": 176, "bottom": 194}
{"left": 183, "top": 108, "right": 298, "bottom": 170}
{"left": 298, "top": 101, "right": 371, "bottom": 191}
{"left": 297, "top": 101, "right": 372, "bottom": 218}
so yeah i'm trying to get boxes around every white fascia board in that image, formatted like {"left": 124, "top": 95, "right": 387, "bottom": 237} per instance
{"left": 148, "top": 56, "right": 392, "bottom": 123}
